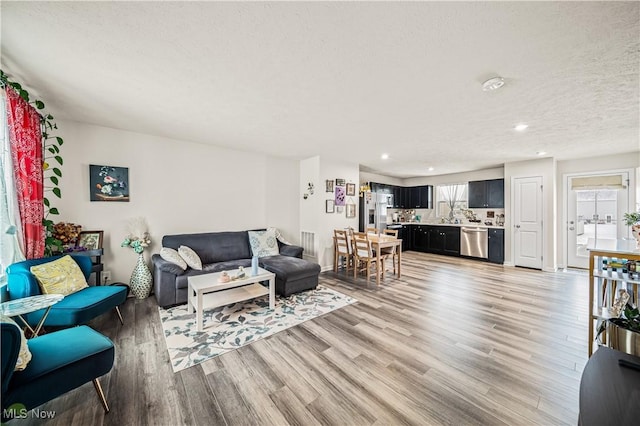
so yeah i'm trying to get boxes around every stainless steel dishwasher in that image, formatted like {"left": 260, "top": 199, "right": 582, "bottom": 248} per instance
{"left": 460, "top": 227, "right": 488, "bottom": 259}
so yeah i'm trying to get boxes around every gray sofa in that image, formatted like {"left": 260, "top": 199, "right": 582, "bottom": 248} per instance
{"left": 151, "top": 230, "right": 321, "bottom": 308}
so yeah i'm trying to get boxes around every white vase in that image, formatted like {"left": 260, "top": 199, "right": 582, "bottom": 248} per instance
{"left": 130, "top": 253, "right": 152, "bottom": 299}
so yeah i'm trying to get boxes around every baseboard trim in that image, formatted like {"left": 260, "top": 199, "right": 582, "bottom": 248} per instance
{"left": 321, "top": 265, "right": 334, "bottom": 272}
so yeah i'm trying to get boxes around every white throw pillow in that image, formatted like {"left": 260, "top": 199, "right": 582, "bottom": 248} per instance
{"left": 248, "top": 229, "right": 280, "bottom": 258}
{"left": 160, "top": 247, "right": 187, "bottom": 270}
{"left": 178, "top": 245, "right": 203, "bottom": 270}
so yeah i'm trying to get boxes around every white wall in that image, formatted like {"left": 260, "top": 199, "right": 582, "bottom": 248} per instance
{"left": 56, "top": 120, "right": 299, "bottom": 284}
{"left": 318, "top": 159, "right": 360, "bottom": 269}
{"left": 359, "top": 171, "right": 404, "bottom": 187}
{"left": 403, "top": 167, "right": 504, "bottom": 187}
{"left": 300, "top": 156, "right": 359, "bottom": 270}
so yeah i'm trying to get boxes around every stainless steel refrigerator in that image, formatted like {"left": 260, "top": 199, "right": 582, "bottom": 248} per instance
{"left": 359, "top": 192, "right": 390, "bottom": 231}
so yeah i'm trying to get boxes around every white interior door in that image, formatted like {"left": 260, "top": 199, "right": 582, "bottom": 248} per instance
{"left": 514, "top": 176, "right": 543, "bottom": 269}
{"left": 566, "top": 172, "right": 629, "bottom": 268}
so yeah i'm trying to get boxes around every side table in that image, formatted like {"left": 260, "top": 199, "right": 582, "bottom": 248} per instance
{"left": 67, "top": 249, "right": 104, "bottom": 285}
{"left": 0, "top": 294, "right": 65, "bottom": 337}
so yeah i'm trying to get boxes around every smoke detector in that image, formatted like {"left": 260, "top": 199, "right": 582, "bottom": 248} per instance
{"left": 482, "top": 77, "right": 505, "bottom": 91}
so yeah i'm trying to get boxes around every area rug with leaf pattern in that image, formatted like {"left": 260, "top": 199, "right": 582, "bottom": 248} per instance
{"left": 158, "top": 285, "right": 357, "bottom": 372}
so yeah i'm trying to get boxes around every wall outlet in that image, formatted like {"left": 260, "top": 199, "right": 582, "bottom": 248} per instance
{"left": 102, "top": 271, "right": 112, "bottom": 284}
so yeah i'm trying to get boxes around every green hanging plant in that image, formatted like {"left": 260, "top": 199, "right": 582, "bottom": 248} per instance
{"left": 0, "top": 69, "right": 65, "bottom": 256}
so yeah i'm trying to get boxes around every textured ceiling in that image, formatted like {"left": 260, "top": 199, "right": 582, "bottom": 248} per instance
{"left": 2, "top": 1, "right": 639, "bottom": 178}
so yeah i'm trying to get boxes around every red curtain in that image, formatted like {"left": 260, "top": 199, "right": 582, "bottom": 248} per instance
{"left": 5, "top": 87, "right": 45, "bottom": 259}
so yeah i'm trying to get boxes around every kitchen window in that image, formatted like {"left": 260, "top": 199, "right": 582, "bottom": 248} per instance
{"left": 437, "top": 183, "right": 468, "bottom": 219}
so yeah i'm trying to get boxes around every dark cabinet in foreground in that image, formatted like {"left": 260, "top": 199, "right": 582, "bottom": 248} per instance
{"left": 488, "top": 228, "right": 504, "bottom": 264}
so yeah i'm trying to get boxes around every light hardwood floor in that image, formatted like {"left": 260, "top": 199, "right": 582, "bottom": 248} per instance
{"left": 21, "top": 252, "right": 589, "bottom": 425}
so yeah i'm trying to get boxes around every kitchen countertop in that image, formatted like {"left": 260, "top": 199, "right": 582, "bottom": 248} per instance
{"left": 389, "top": 222, "right": 505, "bottom": 230}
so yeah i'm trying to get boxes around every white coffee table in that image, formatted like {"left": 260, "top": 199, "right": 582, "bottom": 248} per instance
{"left": 187, "top": 267, "right": 275, "bottom": 331}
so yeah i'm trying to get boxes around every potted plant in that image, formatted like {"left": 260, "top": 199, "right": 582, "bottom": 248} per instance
{"left": 596, "top": 291, "right": 640, "bottom": 356}
{"left": 623, "top": 211, "right": 640, "bottom": 246}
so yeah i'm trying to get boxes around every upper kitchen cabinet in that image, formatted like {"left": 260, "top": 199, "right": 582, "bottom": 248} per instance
{"left": 468, "top": 179, "right": 504, "bottom": 208}
{"left": 413, "top": 185, "right": 433, "bottom": 209}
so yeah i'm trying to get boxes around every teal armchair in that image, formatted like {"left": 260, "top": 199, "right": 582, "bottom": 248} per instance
{"left": 1, "top": 320, "right": 115, "bottom": 421}
{"left": 5, "top": 255, "right": 127, "bottom": 328}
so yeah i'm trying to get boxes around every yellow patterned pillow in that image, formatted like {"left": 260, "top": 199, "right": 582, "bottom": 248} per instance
{"left": 1, "top": 315, "right": 32, "bottom": 371}
{"left": 30, "top": 255, "right": 89, "bottom": 295}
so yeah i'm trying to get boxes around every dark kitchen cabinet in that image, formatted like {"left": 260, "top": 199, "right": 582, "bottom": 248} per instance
{"left": 393, "top": 186, "right": 404, "bottom": 208}
{"left": 370, "top": 182, "right": 391, "bottom": 194}
{"left": 412, "top": 225, "right": 429, "bottom": 252}
{"left": 427, "top": 226, "right": 460, "bottom": 256}
{"left": 404, "top": 186, "right": 433, "bottom": 209}
{"left": 468, "top": 179, "right": 504, "bottom": 208}
{"left": 488, "top": 228, "right": 504, "bottom": 264}
{"left": 414, "top": 186, "right": 433, "bottom": 209}
{"left": 400, "top": 225, "right": 412, "bottom": 251}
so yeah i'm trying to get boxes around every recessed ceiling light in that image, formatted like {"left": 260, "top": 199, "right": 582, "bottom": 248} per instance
{"left": 536, "top": 151, "right": 547, "bottom": 156}
{"left": 482, "top": 77, "right": 505, "bottom": 92}
{"left": 428, "top": 167, "right": 434, "bottom": 171}
{"left": 381, "top": 153, "right": 389, "bottom": 160}
{"left": 515, "top": 123, "right": 529, "bottom": 131}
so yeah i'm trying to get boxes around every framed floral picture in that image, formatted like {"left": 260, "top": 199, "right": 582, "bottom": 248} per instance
{"left": 77, "top": 230, "right": 104, "bottom": 250}
{"left": 90, "top": 165, "right": 129, "bottom": 202}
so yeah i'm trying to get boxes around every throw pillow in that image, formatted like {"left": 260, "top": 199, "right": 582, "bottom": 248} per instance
{"left": 160, "top": 247, "right": 187, "bottom": 270}
{"left": 1, "top": 315, "right": 32, "bottom": 371}
{"left": 267, "top": 226, "right": 293, "bottom": 245}
{"left": 178, "top": 245, "right": 203, "bottom": 270}
{"left": 30, "top": 255, "right": 89, "bottom": 296}
{"left": 248, "top": 229, "right": 280, "bottom": 258}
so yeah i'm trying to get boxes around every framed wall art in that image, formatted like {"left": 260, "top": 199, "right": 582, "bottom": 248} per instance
{"left": 335, "top": 178, "right": 345, "bottom": 186}
{"left": 326, "top": 199, "right": 335, "bottom": 213}
{"left": 335, "top": 186, "right": 346, "bottom": 206}
{"left": 90, "top": 165, "right": 130, "bottom": 202}
{"left": 346, "top": 203, "right": 356, "bottom": 218}
{"left": 325, "top": 179, "right": 334, "bottom": 192}
{"left": 346, "top": 183, "right": 356, "bottom": 196}
{"left": 77, "top": 230, "right": 104, "bottom": 250}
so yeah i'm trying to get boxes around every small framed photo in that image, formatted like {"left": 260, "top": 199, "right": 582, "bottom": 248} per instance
{"left": 326, "top": 199, "right": 335, "bottom": 213}
{"left": 346, "top": 203, "right": 356, "bottom": 218}
{"left": 346, "top": 183, "right": 356, "bottom": 196}
{"left": 77, "top": 231, "right": 104, "bottom": 250}
{"left": 325, "top": 179, "right": 334, "bottom": 192}
{"left": 335, "top": 178, "right": 345, "bottom": 186}
{"left": 336, "top": 206, "right": 344, "bottom": 213}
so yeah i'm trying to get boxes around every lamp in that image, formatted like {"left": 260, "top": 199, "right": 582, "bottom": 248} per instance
{"left": 359, "top": 182, "right": 371, "bottom": 197}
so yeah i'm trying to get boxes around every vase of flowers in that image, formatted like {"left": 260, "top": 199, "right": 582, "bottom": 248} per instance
{"left": 121, "top": 217, "right": 153, "bottom": 299}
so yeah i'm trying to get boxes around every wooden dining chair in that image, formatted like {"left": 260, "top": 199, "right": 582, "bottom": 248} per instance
{"left": 333, "top": 229, "right": 353, "bottom": 273}
{"left": 366, "top": 227, "right": 378, "bottom": 235}
{"left": 352, "top": 233, "right": 384, "bottom": 283}
{"left": 381, "top": 229, "right": 399, "bottom": 274}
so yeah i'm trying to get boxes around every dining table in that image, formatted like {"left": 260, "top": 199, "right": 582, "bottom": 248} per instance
{"left": 367, "top": 233, "right": 402, "bottom": 286}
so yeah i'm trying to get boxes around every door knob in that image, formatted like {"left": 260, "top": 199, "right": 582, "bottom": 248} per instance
{"left": 569, "top": 227, "right": 575, "bottom": 230}
{"left": 515, "top": 225, "right": 521, "bottom": 228}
